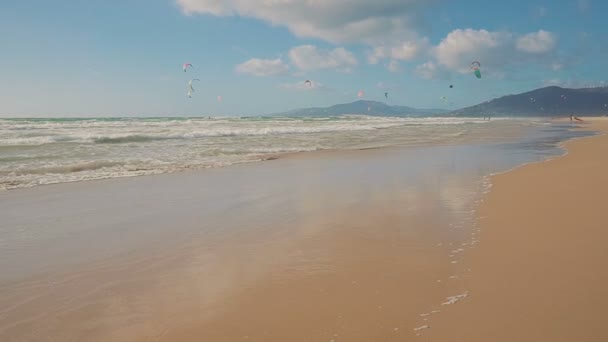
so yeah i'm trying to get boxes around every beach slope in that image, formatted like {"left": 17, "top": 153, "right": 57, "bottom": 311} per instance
{"left": 429, "top": 119, "right": 608, "bottom": 341}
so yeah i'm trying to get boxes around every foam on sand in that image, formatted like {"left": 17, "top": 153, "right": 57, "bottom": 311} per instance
{"left": 442, "top": 292, "right": 469, "bottom": 305}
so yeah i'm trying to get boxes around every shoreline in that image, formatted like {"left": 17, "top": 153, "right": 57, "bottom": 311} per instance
{"left": 0, "top": 120, "right": 598, "bottom": 340}
{"left": 1, "top": 118, "right": 554, "bottom": 192}
{"left": 424, "top": 118, "right": 608, "bottom": 341}
{"left": 1, "top": 141, "right": 477, "bottom": 341}
{"left": 482, "top": 125, "right": 600, "bottom": 181}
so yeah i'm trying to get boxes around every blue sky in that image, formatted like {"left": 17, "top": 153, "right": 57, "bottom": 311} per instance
{"left": 1, "top": 0, "right": 606, "bottom": 117}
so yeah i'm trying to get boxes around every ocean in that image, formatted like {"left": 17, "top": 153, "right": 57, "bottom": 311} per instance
{"left": 0, "top": 116, "right": 581, "bottom": 190}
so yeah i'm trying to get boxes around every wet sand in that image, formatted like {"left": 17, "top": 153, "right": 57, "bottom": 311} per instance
{"left": 0, "top": 121, "right": 592, "bottom": 341}
{"left": 0, "top": 144, "right": 487, "bottom": 341}
{"left": 425, "top": 119, "right": 608, "bottom": 341}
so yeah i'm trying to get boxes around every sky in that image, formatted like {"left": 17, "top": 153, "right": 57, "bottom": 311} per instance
{"left": 1, "top": 0, "right": 607, "bottom": 117}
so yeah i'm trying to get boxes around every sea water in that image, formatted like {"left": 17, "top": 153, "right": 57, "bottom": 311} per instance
{"left": 0, "top": 116, "right": 584, "bottom": 190}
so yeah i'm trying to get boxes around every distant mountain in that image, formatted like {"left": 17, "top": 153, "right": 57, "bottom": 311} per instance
{"left": 273, "top": 86, "right": 608, "bottom": 118}
{"left": 277, "top": 100, "right": 447, "bottom": 117}
{"left": 450, "top": 86, "right": 608, "bottom": 117}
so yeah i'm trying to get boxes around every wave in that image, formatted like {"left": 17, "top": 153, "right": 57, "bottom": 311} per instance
{"left": 92, "top": 135, "right": 164, "bottom": 144}
{"left": 0, "top": 118, "right": 556, "bottom": 190}
{"left": 6, "top": 161, "right": 124, "bottom": 176}
{"left": 0, "top": 116, "right": 501, "bottom": 146}
{"left": 1, "top": 125, "right": 402, "bottom": 146}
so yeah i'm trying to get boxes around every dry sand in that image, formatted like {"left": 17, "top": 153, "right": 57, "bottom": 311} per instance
{"left": 424, "top": 119, "right": 608, "bottom": 341}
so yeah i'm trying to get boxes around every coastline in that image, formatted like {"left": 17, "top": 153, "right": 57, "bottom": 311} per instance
{"left": 424, "top": 118, "right": 608, "bottom": 341}
{"left": 0, "top": 118, "right": 550, "bottom": 192}
{"left": 0, "top": 120, "right": 598, "bottom": 341}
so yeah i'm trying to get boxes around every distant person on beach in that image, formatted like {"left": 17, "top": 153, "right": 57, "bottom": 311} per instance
{"left": 570, "top": 115, "right": 573, "bottom": 122}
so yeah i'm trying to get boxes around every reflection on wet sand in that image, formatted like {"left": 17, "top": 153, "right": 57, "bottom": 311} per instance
{"left": 0, "top": 124, "right": 590, "bottom": 341}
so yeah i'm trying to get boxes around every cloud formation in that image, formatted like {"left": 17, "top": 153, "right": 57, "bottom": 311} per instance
{"left": 415, "top": 29, "right": 559, "bottom": 79}
{"left": 185, "top": 1, "right": 562, "bottom": 81}
{"left": 176, "top": 0, "right": 434, "bottom": 45}
{"left": 516, "top": 30, "right": 556, "bottom": 54}
{"left": 288, "top": 45, "right": 357, "bottom": 72}
{"left": 434, "top": 29, "right": 514, "bottom": 72}
{"left": 235, "top": 58, "right": 289, "bottom": 76}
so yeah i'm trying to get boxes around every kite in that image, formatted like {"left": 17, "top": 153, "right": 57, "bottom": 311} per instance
{"left": 471, "top": 61, "right": 481, "bottom": 79}
{"left": 357, "top": 90, "right": 364, "bottom": 98}
{"left": 449, "top": 85, "right": 454, "bottom": 88}
{"left": 187, "top": 79, "right": 199, "bottom": 98}
{"left": 305, "top": 80, "right": 312, "bottom": 86}
{"left": 217, "top": 95, "right": 223, "bottom": 102}
{"left": 188, "top": 79, "right": 200, "bottom": 91}
{"left": 183, "top": 63, "right": 193, "bottom": 72}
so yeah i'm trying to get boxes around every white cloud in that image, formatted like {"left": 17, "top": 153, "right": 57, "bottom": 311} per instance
{"left": 368, "top": 47, "right": 385, "bottom": 65}
{"left": 391, "top": 39, "right": 429, "bottom": 60}
{"left": 434, "top": 29, "right": 514, "bottom": 73}
{"left": 288, "top": 45, "right": 357, "bottom": 72}
{"left": 235, "top": 58, "right": 289, "bottom": 76}
{"left": 181, "top": 1, "right": 564, "bottom": 81}
{"left": 175, "top": 0, "right": 435, "bottom": 45}
{"left": 429, "top": 29, "right": 558, "bottom": 77}
{"left": 516, "top": 30, "right": 556, "bottom": 54}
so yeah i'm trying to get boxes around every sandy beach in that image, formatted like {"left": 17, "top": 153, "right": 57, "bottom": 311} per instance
{"left": 0, "top": 120, "right": 602, "bottom": 341}
{"left": 424, "top": 118, "right": 608, "bottom": 341}
{"left": 0, "top": 141, "right": 487, "bottom": 341}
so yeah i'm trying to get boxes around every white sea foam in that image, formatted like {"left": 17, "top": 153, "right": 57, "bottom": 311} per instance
{"left": 442, "top": 292, "right": 469, "bottom": 305}
{"left": 0, "top": 116, "right": 583, "bottom": 190}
